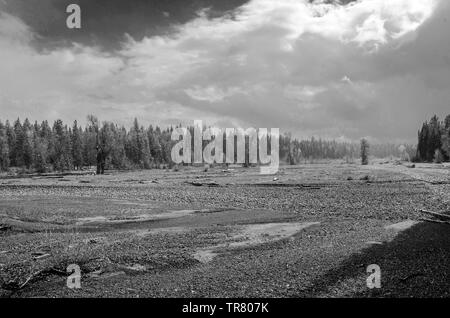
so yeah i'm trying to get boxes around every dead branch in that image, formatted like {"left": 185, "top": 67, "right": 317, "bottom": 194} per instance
{"left": 419, "top": 209, "right": 450, "bottom": 220}
{"left": 4, "top": 267, "right": 68, "bottom": 292}
{"left": 400, "top": 272, "right": 425, "bottom": 282}
{"left": 419, "top": 217, "right": 450, "bottom": 225}
{"left": 18, "top": 269, "right": 45, "bottom": 290}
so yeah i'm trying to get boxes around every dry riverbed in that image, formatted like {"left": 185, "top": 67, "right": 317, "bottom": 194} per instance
{"left": 1, "top": 163, "right": 449, "bottom": 298}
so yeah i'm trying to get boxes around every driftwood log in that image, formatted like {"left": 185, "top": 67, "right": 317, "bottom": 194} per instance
{"left": 419, "top": 209, "right": 450, "bottom": 221}
{"left": 419, "top": 218, "right": 450, "bottom": 225}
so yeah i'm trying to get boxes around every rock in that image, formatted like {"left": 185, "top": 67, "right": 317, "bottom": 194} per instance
{"left": 365, "top": 241, "right": 383, "bottom": 245}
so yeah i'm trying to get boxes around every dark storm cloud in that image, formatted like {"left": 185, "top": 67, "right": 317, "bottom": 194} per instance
{"left": 0, "top": 0, "right": 249, "bottom": 50}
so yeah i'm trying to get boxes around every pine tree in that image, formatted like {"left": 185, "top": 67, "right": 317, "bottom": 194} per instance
{"left": 83, "top": 126, "right": 97, "bottom": 167}
{"left": 22, "top": 119, "right": 34, "bottom": 169}
{"left": 427, "top": 115, "right": 442, "bottom": 161}
{"left": 0, "top": 121, "right": 10, "bottom": 171}
{"left": 416, "top": 115, "right": 447, "bottom": 162}
{"left": 126, "top": 118, "right": 152, "bottom": 168}
{"left": 109, "top": 125, "right": 128, "bottom": 169}
{"left": 13, "top": 118, "right": 24, "bottom": 167}
{"left": 444, "top": 114, "right": 450, "bottom": 130}
{"left": 71, "top": 121, "right": 83, "bottom": 170}
{"left": 5, "top": 120, "right": 15, "bottom": 167}
{"left": 142, "top": 133, "right": 152, "bottom": 169}
{"left": 52, "top": 120, "right": 72, "bottom": 171}
{"left": 417, "top": 123, "right": 428, "bottom": 161}
{"left": 33, "top": 136, "right": 48, "bottom": 173}
{"left": 148, "top": 126, "right": 162, "bottom": 165}
{"left": 442, "top": 115, "right": 450, "bottom": 160}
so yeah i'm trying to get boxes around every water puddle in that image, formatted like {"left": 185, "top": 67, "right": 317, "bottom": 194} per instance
{"left": 193, "top": 221, "right": 319, "bottom": 263}
{"left": 75, "top": 208, "right": 238, "bottom": 227}
{"left": 135, "top": 226, "right": 189, "bottom": 237}
{"left": 75, "top": 209, "right": 198, "bottom": 226}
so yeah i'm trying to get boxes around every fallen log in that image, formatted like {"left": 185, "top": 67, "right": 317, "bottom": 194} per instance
{"left": 187, "top": 181, "right": 220, "bottom": 187}
{"left": 419, "top": 209, "right": 450, "bottom": 220}
{"left": 2, "top": 267, "right": 67, "bottom": 292}
{"left": 419, "top": 218, "right": 450, "bottom": 225}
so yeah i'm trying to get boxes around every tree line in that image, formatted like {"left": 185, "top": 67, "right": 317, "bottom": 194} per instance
{"left": 0, "top": 116, "right": 176, "bottom": 173}
{"left": 0, "top": 115, "right": 414, "bottom": 173}
{"left": 279, "top": 134, "right": 415, "bottom": 164}
{"left": 416, "top": 114, "right": 450, "bottom": 162}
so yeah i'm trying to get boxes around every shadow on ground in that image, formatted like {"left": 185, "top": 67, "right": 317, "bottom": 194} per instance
{"left": 299, "top": 221, "right": 450, "bottom": 297}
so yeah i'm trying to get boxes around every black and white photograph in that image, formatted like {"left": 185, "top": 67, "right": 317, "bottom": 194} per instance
{"left": 0, "top": 0, "right": 450, "bottom": 307}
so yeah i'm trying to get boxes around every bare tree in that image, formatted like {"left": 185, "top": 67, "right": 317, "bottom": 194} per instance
{"left": 361, "top": 138, "right": 369, "bottom": 165}
{"left": 87, "top": 115, "right": 104, "bottom": 174}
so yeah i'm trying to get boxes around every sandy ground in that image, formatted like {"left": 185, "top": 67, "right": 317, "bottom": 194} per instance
{"left": 0, "top": 162, "right": 449, "bottom": 298}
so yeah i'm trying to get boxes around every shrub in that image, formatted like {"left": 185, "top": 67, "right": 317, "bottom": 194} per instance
{"left": 433, "top": 149, "right": 444, "bottom": 163}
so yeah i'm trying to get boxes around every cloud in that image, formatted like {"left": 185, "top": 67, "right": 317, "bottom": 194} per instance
{"left": 0, "top": 0, "right": 446, "bottom": 142}
{"left": 0, "top": 11, "right": 124, "bottom": 120}
{"left": 0, "top": 11, "right": 33, "bottom": 43}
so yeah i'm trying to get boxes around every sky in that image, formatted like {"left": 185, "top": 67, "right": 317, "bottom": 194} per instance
{"left": 0, "top": 0, "right": 449, "bottom": 142}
